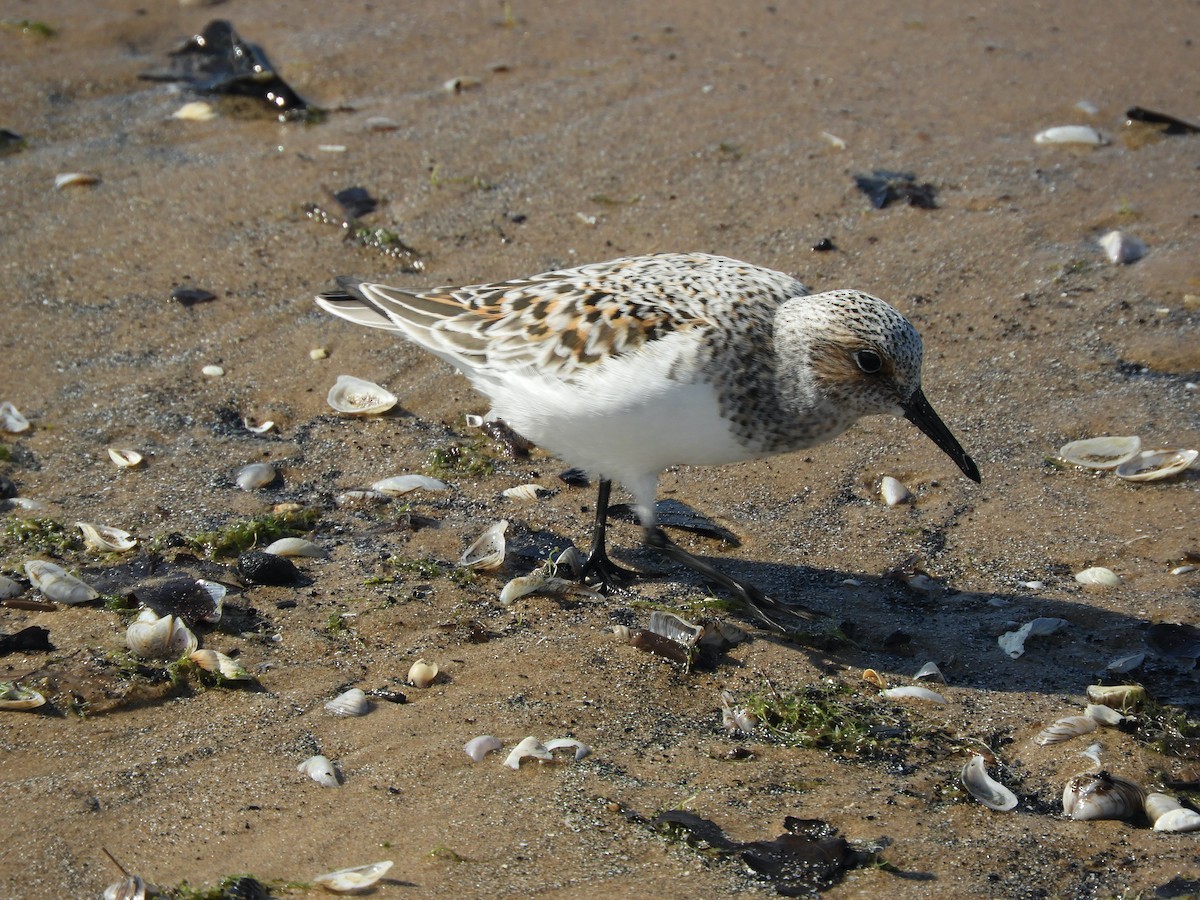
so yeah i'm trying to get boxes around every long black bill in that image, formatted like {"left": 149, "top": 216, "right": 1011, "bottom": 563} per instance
{"left": 902, "top": 388, "right": 981, "bottom": 483}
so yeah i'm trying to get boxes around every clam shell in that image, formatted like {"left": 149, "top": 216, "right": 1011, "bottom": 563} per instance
{"left": 998, "top": 617, "right": 1070, "bottom": 659}
{"left": 312, "top": 860, "right": 394, "bottom": 893}
{"left": 76, "top": 521, "right": 137, "bottom": 552}
{"left": 502, "top": 483, "right": 551, "bottom": 501}
{"left": 1062, "top": 771, "right": 1146, "bottom": 821}
{"left": 503, "top": 736, "right": 552, "bottom": 769}
{"left": 0, "top": 681, "right": 47, "bottom": 711}
{"left": 24, "top": 560, "right": 98, "bottom": 605}
{"left": 1114, "top": 449, "right": 1198, "bottom": 482}
{"left": 881, "top": 685, "right": 946, "bottom": 704}
{"left": 107, "top": 448, "right": 144, "bottom": 468}
{"left": 544, "top": 737, "right": 591, "bottom": 761}
{"left": 913, "top": 661, "right": 946, "bottom": 682}
{"left": 1058, "top": 435, "right": 1141, "bottom": 469}
{"left": 1034, "top": 125, "right": 1108, "bottom": 145}
{"left": 1146, "top": 793, "right": 1200, "bottom": 832}
{"left": 189, "top": 649, "right": 249, "bottom": 680}
{"left": 235, "top": 462, "right": 277, "bottom": 490}
{"left": 325, "top": 687, "right": 370, "bottom": 717}
{"left": 1098, "top": 230, "right": 1146, "bottom": 264}
{"left": 327, "top": 375, "right": 397, "bottom": 416}
{"left": 861, "top": 668, "right": 888, "bottom": 689}
{"left": 371, "top": 474, "right": 449, "bottom": 495}
{"left": 0, "top": 402, "right": 30, "bottom": 433}
{"left": 126, "top": 608, "right": 198, "bottom": 660}
{"left": 102, "top": 874, "right": 146, "bottom": 900}
{"left": 243, "top": 417, "right": 275, "bottom": 434}
{"left": 720, "top": 691, "right": 759, "bottom": 733}
{"left": 961, "top": 754, "right": 1018, "bottom": 812}
{"left": 172, "top": 100, "right": 217, "bottom": 122}
{"left": 298, "top": 754, "right": 340, "bottom": 787}
{"left": 464, "top": 735, "right": 502, "bottom": 762}
{"left": 201, "top": 364, "right": 225, "bottom": 377}
{"left": 264, "top": 537, "right": 327, "bottom": 558}
{"left": 1085, "top": 684, "right": 1144, "bottom": 711}
{"left": 407, "top": 659, "right": 439, "bottom": 688}
{"left": 1084, "top": 703, "right": 1125, "bottom": 726}
{"left": 1074, "top": 566, "right": 1121, "bottom": 587}
{"left": 499, "top": 571, "right": 546, "bottom": 605}
{"left": 336, "top": 489, "right": 389, "bottom": 507}
{"left": 879, "top": 475, "right": 911, "bottom": 506}
{"left": 459, "top": 519, "right": 507, "bottom": 571}
{"left": 1035, "top": 715, "right": 1097, "bottom": 745}
{"left": 54, "top": 171, "right": 101, "bottom": 189}
{"left": 647, "top": 611, "right": 703, "bottom": 648}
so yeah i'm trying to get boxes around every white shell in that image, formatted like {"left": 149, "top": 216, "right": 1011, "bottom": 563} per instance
{"left": 24, "top": 560, "right": 98, "bottom": 605}
{"left": 264, "top": 537, "right": 327, "bottom": 558}
{"left": 195, "top": 580, "right": 227, "bottom": 624}
{"left": 102, "top": 875, "right": 146, "bottom": 900}
{"left": 464, "top": 735, "right": 502, "bottom": 762}
{"left": 312, "top": 860, "right": 394, "bottom": 893}
{"left": 459, "top": 519, "right": 507, "bottom": 571}
{"left": 1058, "top": 436, "right": 1141, "bottom": 469}
{"left": 961, "top": 754, "right": 1018, "bottom": 812}
{"left": 243, "top": 417, "right": 275, "bottom": 434}
{"left": 500, "top": 571, "right": 546, "bottom": 605}
{"left": 1034, "top": 125, "right": 1107, "bottom": 145}
{"left": 879, "top": 476, "right": 911, "bottom": 506}
{"left": 1098, "top": 230, "right": 1146, "bottom": 264}
{"left": 76, "top": 521, "right": 137, "bottom": 552}
{"left": 235, "top": 462, "right": 277, "bottom": 490}
{"left": 325, "top": 687, "right": 370, "bottom": 717}
{"left": 126, "top": 608, "right": 198, "bottom": 660}
{"left": 0, "top": 682, "right": 47, "bottom": 711}
{"left": 720, "top": 691, "right": 759, "bottom": 733}
{"left": 998, "top": 617, "right": 1070, "bottom": 659}
{"left": 371, "top": 474, "right": 449, "bottom": 495}
{"left": 1114, "top": 449, "right": 1198, "bottom": 482}
{"left": 1035, "top": 715, "right": 1097, "bottom": 745}
{"left": 554, "top": 546, "right": 585, "bottom": 578}
{"left": 1074, "top": 566, "right": 1121, "bottom": 587}
{"left": 503, "top": 736, "right": 552, "bottom": 769}
{"left": 407, "top": 659, "right": 439, "bottom": 688}
{"left": 173, "top": 100, "right": 217, "bottom": 122}
{"left": 310, "top": 347, "right": 328, "bottom": 360}
{"left": 881, "top": 685, "right": 946, "bottom": 704}
{"left": 54, "top": 171, "right": 101, "bottom": 189}
{"left": 1146, "top": 793, "right": 1200, "bottom": 832}
{"left": 107, "top": 447, "right": 144, "bottom": 468}
{"left": 502, "top": 483, "right": 550, "bottom": 501}
{"left": 0, "top": 401, "right": 30, "bottom": 433}
{"left": 648, "top": 611, "right": 704, "bottom": 648}
{"left": 189, "top": 649, "right": 249, "bottom": 680}
{"left": 335, "top": 489, "right": 389, "bottom": 507}
{"left": 298, "top": 754, "right": 340, "bottom": 787}
{"left": 201, "top": 364, "right": 225, "bottom": 377}
{"left": 1084, "top": 703, "right": 1125, "bottom": 726}
{"left": 913, "top": 661, "right": 946, "bottom": 682}
{"left": 1086, "top": 684, "right": 1144, "bottom": 710}
{"left": 1062, "top": 771, "right": 1145, "bottom": 821}
{"left": 544, "top": 737, "right": 591, "bottom": 761}
{"left": 327, "top": 375, "right": 398, "bottom": 415}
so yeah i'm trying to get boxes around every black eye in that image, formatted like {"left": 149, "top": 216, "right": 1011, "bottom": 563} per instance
{"left": 854, "top": 349, "right": 883, "bottom": 374}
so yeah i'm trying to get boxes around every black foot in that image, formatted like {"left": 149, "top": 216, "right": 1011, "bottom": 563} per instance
{"left": 579, "top": 547, "right": 641, "bottom": 592}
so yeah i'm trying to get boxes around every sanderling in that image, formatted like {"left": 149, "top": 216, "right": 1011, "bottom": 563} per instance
{"left": 317, "top": 252, "right": 980, "bottom": 627}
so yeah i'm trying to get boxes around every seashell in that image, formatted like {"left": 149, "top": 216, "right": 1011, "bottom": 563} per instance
{"left": 407, "top": 659, "right": 439, "bottom": 688}
{"left": 1098, "top": 230, "right": 1146, "bottom": 265}
{"left": 335, "top": 489, "right": 389, "bottom": 507}
{"left": 76, "top": 521, "right": 137, "bottom": 552}
{"left": 1086, "top": 684, "right": 1144, "bottom": 711}
{"left": 8, "top": 497, "right": 45, "bottom": 510}
{"left": 172, "top": 100, "right": 217, "bottom": 122}
{"left": 913, "top": 661, "right": 946, "bottom": 682}
{"left": 326, "top": 375, "right": 397, "bottom": 416}
{"left": 54, "top": 171, "right": 101, "bottom": 189}
{"left": 999, "top": 616, "right": 1071, "bottom": 658}
{"left": 879, "top": 475, "right": 911, "bottom": 506}
{"left": 371, "top": 474, "right": 450, "bottom": 495}
{"left": 1105, "top": 652, "right": 1144, "bottom": 674}
{"left": 102, "top": 874, "right": 146, "bottom": 900}
{"left": 264, "top": 537, "right": 327, "bottom": 558}
{"left": 237, "top": 550, "right": 300, "bottom": 586}
{"left": 325, "top": 687, "right": 370, "bottom": 717}
{"left": 189, "top": 649, "right": 249, "bottom": 680}
{"left": 1084, "top": 704, "right": 1125, "bottom": 726}
{"left": 881, "top": 685, "right": 946, "bottom": 704}
{"left": 544, "top": 737, "right": 591, "bottom": 761}
{"left": 243, "top": 417, "right": 275, "bottom": 434}
{"left": 1035, "top": 715, "right": 1098, "bottom": 745}
{"left": 1144, "top": 793, "right": 1200, "bottom": 832}
{"left": 132, "top": 576, "right": 224, "bottom": 625}
{"left": 312, "top": 860, "right": 394, "bottom": 893}
{"left": 500, "top": 571, "right": 547, "bottom": 605}
{"left": 24, "top": 560, "right": 98, "bottom": 605}
{"left": 503, "top": 736, "right": 552, "bottom": 769}
{"left": 1058, "top": 435, "right": 1141, "bottom": 469}
{"left": 459, "top": 519, "right": 507, "bottom": 571}
{"left": 1074, "top": 566, "right": 1121, "bottom": 587}
{"left": 443, "top": 75, "right": 482, "bottom": 92}
{"left": 126, "top": 608, "right": 198, "bottom": 660}
{"left": 1080, "top": 742, "right": 1104, "bottom": 768}
{"left": 719, "top": 691, "right": 759, "bottom": 733}
{"left": 107, "top": 447, "right": 144, "bottom": 468}
{"left": 0, "top": 575, "right": 22, "bottom": 599}
{"left": 0, "top": 401, "right": 30, "bottom": 433}
{"left": 365, "top": 116, "right": 400, "bottom": 132}
{"left": 961, "top": 754, "right": 1018, "bottom": 812}
{"left": 1034, "top": 125, "right": 1108, "bottom": 145}
{"left": 861, "top": 668, "right": 888, "bottom": 689}
{"left": 647, "top": 611, "right": 703, "bottom": 648}
{"left": 310, "top": 347, "right": 328, "bottom": 360}
{"left": 1172, "top": 565, "right": 1197, "bottom": 576}
{"left": 0, "top": 681, "right": 47, "bottom": 711}
{"left": 464, "top": 735, "right": 503, "bottom": 762}
{"left": 1062, "top": 771, "right": 1146, "bottom": 821}
{"left": 235, "top": 462, "right": 277, "bottom": 490}
{"left": 201, "top": 364, "right": 225, "bottom": 377}
{"left": 611, "top": 624, "right": 634, "bottom": 642}
{"left": 1114, "top": 449, "right": 1198, "bottom": 482}
{"left": 502, "top": 483, "right": 551, "bottom": 501}
{"left": 553, "top": 546, "right": 585, "bottom": 578}
{"left": 297, "top": 754, "right": 340, "bottom": 787}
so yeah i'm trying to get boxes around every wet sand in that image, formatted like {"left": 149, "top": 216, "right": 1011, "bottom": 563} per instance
{"left": 1, "top": 1, "right": 1198, "bottom": 897}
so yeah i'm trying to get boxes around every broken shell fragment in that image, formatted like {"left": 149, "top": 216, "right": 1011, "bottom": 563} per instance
{"left": 0, "top": 401, "right": 30, "bottom": 433}
{"left": 326, "top": 375, "right": 397, "bottom": 416}
{"left": 325, "top": 687, "right": 370, "bottom": 717}
{"left": 879, "top": 476, "right": 911, "bottom": 506}
{"left": 298, "top": 754, "right": 340, "bottom": 787}
{"left": 1035, "top": 715, "right": 1097, "bottom": 745}
{"left": 459, "top": 519, "right": 507, "bottom": 571}
{"left": 544, "top": 737, "right": 591, "bottom": 761}
{"left": 235, "top": 462, "right": 277, "bottom": 490}
{"left": 1062, "top": 771, "right": 1146, "bottom": 821}
{"left": 913, "top": 661, "right": 946, "bottom": 682}
{"left": 1034, "top": 125, "right": 1108, "bottom": 145}
{"left": 719, "top": 691, "right": 759, "bottom": 733}
{"left": 881, "top": 685, "right": 946, "bottom": 704}
{"left": 1114, "top": 449, "right": 1198, "bottom": 482}
{"left": 0, "top": 681, "right": 47, "bottom": 711}
{"left": 499, "top": 570, "right": 600, "bottom": 606}
{"left": 173, "top": 100, "right": 217, "bottom": 122}
{"left": 189, "top": 649, "right": 249, "bottom": 680}
{"left": 961, "top": 754, "right": 1018, "bottom": 812}
{"left": 312, "top": 860, "right": 394, "bottom": 893}
{"left": 264, "top": 537, "right": 327, "bottom": 558}
{"left": 107, "top": 447, "right": 144, "bottom": 468}
{"left": 1084, "top": 703, "right": 1125, "bottom": 726}
{"left": 201, "top": 364, "right": 224, "bottom": 377}
{"left": 502, "top": 483, "right": 552, "bottom": 501}
{"left": 464, "top": 735, "right": 502, "bottom": 762}
{"left": 1085, "top": 684, "right": 1144, "bottom": 711}
{"left": 998, "top": 617, "right": 1070, "bottom": 659}
{"left": 647, "top": 610, "right": 703, "bottom": 648}
{"left": 407, "top": 659, "right": 439, "bottom": 688}
{"left": 54, "top": 171, "right": 101, "bottom": 189}
{"left": 24, "top": 560, "right": 98, "bottom": 605}
{"left": 503, "top": 736, "right": 552, "bottom": 769}
{"left": 371, "top": 474, "right": 449, "bottom": 495}
{"left": 1144, "top": 793, "right": 1200, "bottom": 833}
{"left": 126, "top": 608, "right": 198, "bottom": 660}
{"left": 1099, "top": 230, "right": 1146, "bottom": 264}
{"left": 102, "top": 874, "right": 146, "bottom": 900}
{"left": 1058, "top": 435, "right": 1141, "bottom": 469}
{"left": 76, "top": 521, "right": 137, "bottom": 552}
{"left": 1074, "top": 566, "right": 1121, "bottom": 587}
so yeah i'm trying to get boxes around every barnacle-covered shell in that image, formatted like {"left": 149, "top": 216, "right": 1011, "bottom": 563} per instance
{"left": 407, "top": 659, "right": 439, "bottom": 688}
{"left": 1058, "top": 436, "right": 1141, "bottom": 469}
{"left": 1062, "top": 771, "right": 1146, "bottom": 821}
{"left": 107, "top": 448, "right": 144, "bottom": 468}
{"left": 235, "top": 462, "right": 277, "bottom": 490}
{"left": 1086, "top": 684, "right": 1145, "bottom": 711}
{"left": 459, "top": 519, "right": 507, "bottom": 571}
{"left": 326, "top": 375, "right": 397, "bottom": 415}
{"left": 0, "top": 681, "right": 46, "bottom": 711}
{"left": 126, "top": 608, "right": 198, "bottom": 660}
{"left": 1034, "top": 125, "right": 1108, "bottom": 145}
{"left": 544, "top": 737, "right": 591, "bottom": 761}
{"left": 879, "top": 475, "right": 911, "bottom": 506}
{"left": 312, "top": 860, "right": 394, "bottom": 893}
{"left": 189, "top": 649, "right": 250, "bottom": 681}
{"left": 24, "top": 560, "right": 98, "bottom": 605}
{"left": 1075, "top": 566, "right": 1121, "bottom": 587}
{"left": 1035, "top": 715, "right": 1097, "bottom": 745}
{"left": 0, "top": 401, "right": 29, "bottom": 433}
{"left": 371, "top": 474, "right": 449, "bottom": 495}
{"left": 325, "top": 687, "right": 370, "bottom": 717}
{"left": 77, "top": 521, "right": 137, "bottom": 552}
{"left": 961, "top": 754, "right": 1018, "bottom": 812}
{"left": 264, "top": 537, "right": 327, "bottom": 558}
{"left": 1098, "top": 230, "right": 1146, "bottom": 265}
{"left": 298, "top": 754, "right": 340, "bottom": 787}
{"left": 1114, "top": 449, "right": 1198, "bottom": 482}
{"left": 881, "top": 685, "right": 947, "bottom": 704}
{"left": 464, "top": 735, "right": 502, "bottom": 762}
{"left": 503, "top": 735, "right": 552, "bottom": 769}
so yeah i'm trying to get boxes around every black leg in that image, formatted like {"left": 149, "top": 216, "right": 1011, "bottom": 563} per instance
{"left": 643, "top": 526, "right": 823, "bottom": 629}
{"left": 578, "top": 479, "right": 641, "bottom": 590}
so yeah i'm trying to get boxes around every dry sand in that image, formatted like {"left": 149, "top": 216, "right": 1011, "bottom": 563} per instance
{"left": 1, "top": 1, "right": 1198, "bottom": 897}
